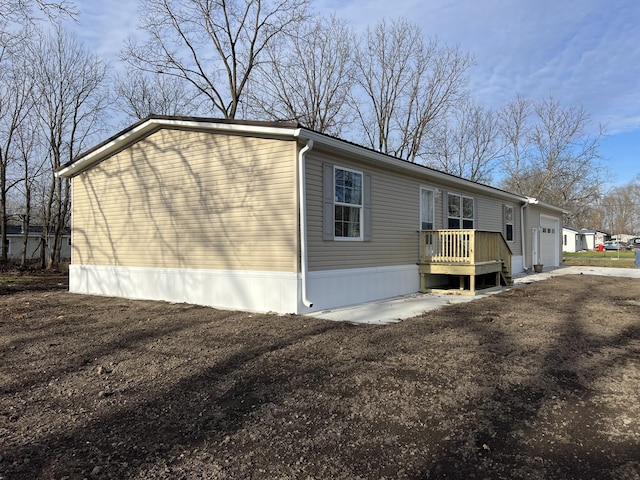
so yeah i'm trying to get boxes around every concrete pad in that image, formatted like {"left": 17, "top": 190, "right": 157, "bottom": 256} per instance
{"left": 311, "top": 292, "right": 479, "bottom": 325}
{"left": 513, "top": 265, "right": 640, "bottom": 285}
{"left": 310, "top": 266, "right": 640, "bottom": 325}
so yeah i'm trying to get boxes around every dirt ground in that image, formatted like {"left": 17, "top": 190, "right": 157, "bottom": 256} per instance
{"left": 1, "top": 274, "right": 639, "bottom": 480}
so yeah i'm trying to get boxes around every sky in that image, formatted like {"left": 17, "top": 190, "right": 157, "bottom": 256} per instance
{"left": 69, "top": 0, "right": 640, "bottom": 186}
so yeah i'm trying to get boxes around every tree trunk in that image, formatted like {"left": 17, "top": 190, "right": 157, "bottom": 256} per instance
{"left": 0, "top": 166, "right": 7, "bottom": 264}
{"left": 41, "top": 175, "right": 55, "bottom": 269}
{"left": 20, "top": 192, "right": 31, "bottom": 269}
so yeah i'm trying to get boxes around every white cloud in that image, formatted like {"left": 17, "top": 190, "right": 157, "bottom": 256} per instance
{"left": 69, "top": 0, "right": 640, "bottom": 138}
{"left": 69, "top": 0, "right": 140, "bottom": 64}
{"left": 315, "top": 0, "right": 640, "bottom": 134}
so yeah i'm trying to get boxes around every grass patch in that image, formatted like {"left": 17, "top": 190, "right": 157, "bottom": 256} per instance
{"left": 563, "top": 258, "right": 635, "bottom": 268}
{"left": 563, "top": 250, "right": 636, "bottom": 259}
{"left": 562, "top": 250, "right": 638, "bottom": 268}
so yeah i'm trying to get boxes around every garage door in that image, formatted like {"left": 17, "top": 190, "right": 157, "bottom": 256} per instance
{"left": 540, "top": 215, "right": 560, "bottom": 267}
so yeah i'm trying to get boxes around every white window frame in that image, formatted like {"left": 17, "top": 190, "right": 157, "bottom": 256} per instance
{"left": 420, "top": 186, "right": 435, "bottom": 230}
{"left": 334, "top": 166, "right": 364, "bottom": 241}
{"left": 505, "top": 205, "right": 515, "bottom": 242}
{"left": 448, "top": 193, "right": 474, "bottom": 229}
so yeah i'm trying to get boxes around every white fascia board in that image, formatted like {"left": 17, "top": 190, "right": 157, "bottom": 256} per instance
{"left": 57, "top": 118, "right": 300, "bottom": 178}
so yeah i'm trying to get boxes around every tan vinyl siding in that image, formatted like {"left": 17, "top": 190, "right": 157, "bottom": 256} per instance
{"left": 476, "top": 197, "right": 521, "bottom": 255}
{"left": 72, "top": 128, "right": 298, "bottom": 272}
{"left": 307, "top": 150, "right": 420, "bottom": 270}
{"left": 306, "top": 148, "right": 523, "bottom": 271}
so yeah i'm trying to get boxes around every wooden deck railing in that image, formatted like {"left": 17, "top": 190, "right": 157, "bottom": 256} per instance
{"left": 420, "top": 230, "right": 512, "bottom": 269}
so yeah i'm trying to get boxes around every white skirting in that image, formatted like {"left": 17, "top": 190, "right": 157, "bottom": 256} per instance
{"left": 303, "top": 264, "right": 420, "bottom": 313}
{"left": 511, "top": 255, "right": 524, "bottom": 273}
{"left": 69, "top": 263, "right": 421, "bottom": 315}
{"left": 69, "top": 265, "right": 299, "bottom": 314}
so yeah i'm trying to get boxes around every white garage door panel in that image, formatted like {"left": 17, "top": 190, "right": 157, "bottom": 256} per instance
{"left": 540, "top": 216, "right": 559, "bottom": 266}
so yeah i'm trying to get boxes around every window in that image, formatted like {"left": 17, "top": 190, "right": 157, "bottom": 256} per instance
{"left": 505, "top": 205, "right": 514, "bottom": 242}
{"left": 323, "top": 164, "right": 371, "bottom": 241}
{"left": 420, "top": 187, "right": 435, "bottom": 230}
{"left": 563, "top": 234, "right": 567, "bottom": 246}
{"left": 334, "top": 167, "right": 363, "bottom": 239}
{"left": 448, "top": 193, "right": 474, "bottom": 229}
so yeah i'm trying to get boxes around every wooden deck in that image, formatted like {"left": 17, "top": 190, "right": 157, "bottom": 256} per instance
{"left": 419, "top": 230, "right": 513, "bottom": 295}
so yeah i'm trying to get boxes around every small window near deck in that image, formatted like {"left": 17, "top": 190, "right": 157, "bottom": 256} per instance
{"left": 505, "top": 205, "right": 514, "bottom": 242}
{"left": 420, "top": 187, "right": 434, "bottom": 230}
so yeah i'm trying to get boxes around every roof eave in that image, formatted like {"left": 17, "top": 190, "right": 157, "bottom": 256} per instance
{"left": 295, "top": 129, "right": 530, "bottom": 204}
{"left": 56, "top": 117, "right": 301, "bottom": 178}
{"left": 56, "top": 116, "right": 563, "bottom": 212}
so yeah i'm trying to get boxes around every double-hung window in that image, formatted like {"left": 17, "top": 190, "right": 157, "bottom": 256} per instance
{"left": 505, "top": 205, "right": 514, "bottom": 242}
{"left": 448, "top": 193, "right": 474, "bottom": 229}
{"left": 334, "top": 167, "right": 363, "bottom": 239}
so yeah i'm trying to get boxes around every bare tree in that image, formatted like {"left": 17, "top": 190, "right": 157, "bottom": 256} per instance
{"left": 122, "top": 0, "right": 309, "bottom": 119}
{"left": 14, "top": 116, "right": 46, "bottom": 267}
{"left": 30, "top": 24, "right": 109, "bottom": 268}
{"left": 113, "top": 70, "right": 202, "bottom": 122}
{"left": 352, "top": 18, "right": 473, "bottom": 162}
{"left": 426, "top": 100, "right": 503, "bottom": 183}
{"left": 600, "top": 181, "right": 640, "bottom": 235}
{"left": 247, "top": 14, "right": 355, "bottom": 135}
{"left": 1, "top": 0, "right": 77, "bottom": 22}
{"left": 0, "top": 41, "right": 35, "bottom": 263}
{"left": 499, "top": 96, "right": 607, "bottom": 223}
{"left": 498, "top": 94, "right": 531, "bottom": 195}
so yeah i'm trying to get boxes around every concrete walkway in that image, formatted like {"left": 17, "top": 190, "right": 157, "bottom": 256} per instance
{"left": 310, "top": 266, "right": 640, "bottom": 325}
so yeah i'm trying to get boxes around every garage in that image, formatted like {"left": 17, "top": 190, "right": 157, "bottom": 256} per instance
{"left": 539, "top": 214, "right": 560, "bottom": 267}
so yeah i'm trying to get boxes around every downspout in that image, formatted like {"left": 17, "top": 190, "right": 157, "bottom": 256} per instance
{"left": 298, "top": 139, "right": 314, "bottom": 308}
{"left": 520, "top": 200, "right": 528, "bottom": 271}
{"left": 521, "top": 197, "right": 539, "bottom": 271}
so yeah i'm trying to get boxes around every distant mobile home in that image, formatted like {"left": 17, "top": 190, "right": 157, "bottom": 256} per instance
{"left": 5, "top": 224, "right": 71, "bottom": 262}
{"left": 562, "top": 227, "right": 588, "bottom": 253}
{"left": 57, "top": 116, "right": 563, "bottom": 314}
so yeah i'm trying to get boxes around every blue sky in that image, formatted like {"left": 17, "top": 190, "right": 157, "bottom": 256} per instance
{"left": 70, "top": 0, "right": 640, "bottom": 186}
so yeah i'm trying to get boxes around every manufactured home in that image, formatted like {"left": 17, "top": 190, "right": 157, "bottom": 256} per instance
{"left": 5, "top": 224, "right": 71, "bottom": 262}
{"left": 57, "top": 116, "right": 563, "bottom": 314}
{"left": 562, "top": 227, "right": 589, "bottom": 253}
{"left": 576, "top": 229, "right": 607, "bottom": 251}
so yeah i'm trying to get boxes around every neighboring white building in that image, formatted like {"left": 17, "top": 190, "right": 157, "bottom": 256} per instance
{"left": 6, "top": 225, "right": 71, "bottom": 262}
{"left": 562, "top": 227, "right": 588, "bottom": 252}
{"left": 579, "top": 229, "right": 608, "bottom": 250}
{"left": 613, "top": 233, "right": 638, "bottom": 243}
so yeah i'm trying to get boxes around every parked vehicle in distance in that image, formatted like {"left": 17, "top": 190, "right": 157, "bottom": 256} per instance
{"left": 627, "top": 237, "right": 640, "bottom": 249}
{"left": 603, "top": 240, "right": 629, "bottom": 251}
